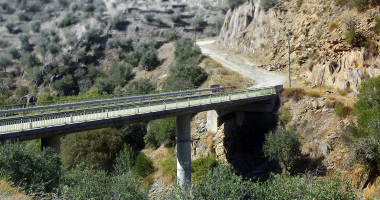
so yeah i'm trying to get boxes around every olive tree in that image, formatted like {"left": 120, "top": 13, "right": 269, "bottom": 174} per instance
{"left": 5, "top": 21, "right": 15, "bottom": 33}
{"left": 0, "top": 54, "right": 12, "bottom": 73}
{"left": 28, "top": 20, "right": 41, "bottom": 33}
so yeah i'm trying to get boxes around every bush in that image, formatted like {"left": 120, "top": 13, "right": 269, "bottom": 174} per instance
{"left": 0, "top": 141, "right": 61, "bottom": 194}
{"left": 139, "top": 48, "right": 159, "bottom": 71}
{"left": 18, "top": 33, "right": 30, "bottom": 51}
{"left": 28, "top": 20, "right": 40, "bottom": 33}
{"left": 4, "top": 21, "right": 15, "bottom": 33}
{"left": 170, "top": 14, "right": 181, "bottom": 23}
{"left": 51, "top": 75, "right": 76, "bottom": 95}
{"left": 109, "top": 63, "right": 135, "bottom": 87}
{"left": 114, "top": 144, "right": 135, "bottom": 174}
{"left": 44, "top": 5, "right": 54, "bottom": 17}
{"left": 82, "top": 3, "right": 95, "bottom": 12}
{"left": 20, "top": 52, "right": 40, "bottom": 69}
{"left": 344, "top": 17, "right": 365, "bottom": 46}
{"left": 333, "top": 101, "right": 349, "bottom": 118}
{"left": 134, "top": 152, "right": 154, "bottom": 178}
{"left": 0, "top": 54, "right": 12, "bottom": 73}
{"left": 37, "top": 93, "right": 58, "bottom": 105}
{"left": 174, "top": 37, "right": 201, "bottom": 62}
{"left": 159, "top": 148, "right": 176, "bottom": 179}
{"left": 106, "top": 34, "right": 121, "bottom": 49}
{"left": 191, "top": 156, "right": 218, "bottom": 182}
{"left": 329, "top": 21, "right": 339, "bottom": 31}
{"left": 15, "top": 86, "right": 29, "bottom": 98}
{"left": 353, "top": 0, "right": 370, "bottom": 12}
{"left": 78, "top": 78, "right": 92, "bottom": 93}
{"left": 57, "top": 17, "right": 76, "bottom": 28}
{"left": 190, "top": 16, "right": 205, "bottom": 27}
{"left": 373, "top": 16, "right": 380, "bottom": 35}
{"left": 261, "top": 0, "right": 277, "bottom": 12}
{"left": 15, "top": 10, "right": 27, "bottom": 21}
{"left": 58, "top": 52, "right": 71, "bottom": 65}
{"left": 82, "top": 27, "right": 98, "bottom": 42}
{"left": 6, "top": 47, "right": 20, "bottom": 59}
{"left": 26, "top": 67, "right": 43, "bottom": 86}
{"left": 263, "top": 128, "right": 301, "bottom": 173}
{"left": 144, "top": 117, "right": 176, "bottom": 148}
{"left": 203, "top": 26, "right": 214, "bottom": 37}
{"left": 120, "top": 122, "right": 148, "bottom": 150}
{"left": 277, "top": 106, "right": 292, "bottom": 127}
{"left": 75, "top": 48, "right": 87, "bottom": 61}
{"left": 52, "top": 35, "right": 60, "bottom": 43}
{"left": 69, "top": 2, "right": 80, "bottom": 12}
{"left": 144, "top": 13, "right": 154, "bottom": 23}
{"left": 126, "top": 78, "right": 156, "bottom": 95}
{"left": 92, "top": 77, "right": 116, "bottom": 94}
{"left": 164, "top": 31, "right": 178, "bottom": 41}
{"left": 64, "top": 30, "right": 77, "bottom": 46}
{"left": 47, "top": 43, "right": 59, "bottom": 55}
{"left": 61, "top": 128, "right": 124, "bottom": 171}
{"left": 126, "top": 38, "right": 158, "bottom": 69}
{"left": 110, "top": 12, "right": 123, "bottom": 29}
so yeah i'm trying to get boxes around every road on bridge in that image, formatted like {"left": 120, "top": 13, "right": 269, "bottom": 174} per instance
{"left": 197, "top": 40, "right": 286, "bottom": 89}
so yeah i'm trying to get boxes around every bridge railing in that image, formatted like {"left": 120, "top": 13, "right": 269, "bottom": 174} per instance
{"left": 0, "top": 86, "right": 278, "bottom": 133}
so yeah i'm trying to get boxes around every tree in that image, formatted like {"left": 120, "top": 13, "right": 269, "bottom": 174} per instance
{"left": 120, "top": 122, "right": 148, "bottom": 150}
{"left": 214, "top": 15, "right": 225, "bottom": 35}
{"left": 109, "top": 12, "right": 124, "bottom": 29}
{"left": 170, "top": 13, "right": 181, "bottom": 23}
{"left": 28, "top": 20, "right": 41, "bottom": 33}
{"left": 261, "top": 0, "right": 277, "bottom": 12}
{"left": 0, "top": 54, "right": 12, "bottom": 73}
{"left": 263, "top": 128, "right": 301, "bottom": 173}
{"left": 51, "top": 75, "right": 76, "bottom": 95}
{"left": 204, "top": 26, "right": 214, "bottom": 37}
{"left": 144, "top": 117, "right": 176, "bottom": 148}
{"left": 109, "top": 63, "right": 135, "bottom": 87}
{"left": 92, "top": 77, "right": 116, "bottom": 94}
{"left": 69, "top": 2, "right": 80, "bottom": 12}
{"left": 59, "top": 52, "right": 71, "bottom": 65}
{"left": 144, "top": 13, "right": 154, "bottom": 23}
{"left": 82, "top": 27, "right": 98, "bottom": 42}
{"left": 6, "top": 47, "right": 20, "bottom": 59}
{"left": 18, "top": 33, "right": 31, "bottom": 51}
{"left": 139, "top": 48, "right": 159, "bottom": 71}
{"left": 15, "top": 86, "right": 29, "bottom": 98}
{"left": 47, "top": 43, "right": 59, "bottom": 56}
{"left": 44, "top": 5, "right": 54, "bottom": 17}
{"left": 15, "top": 10, "right": 27, "bottom": 21}
{"left": 75, "top": 48, "right": 87, "bottom": 61}
{"left": 174, "top": 37, "right": 201, "bottom": 62}
{"left": 61, "top": 128, "right": 123, "bottom": 171}
{"left": 20, "top": 52, "right": 40, "bottom": 69}
{"left": 106, "top": 34, "right": 121, "bottom": 49}
{"left": 26, "top": 67, "right": 43, "bottom": 86}
{"left": 344, "top": 17, "right": 365, "bottom": 46}
{"left": 126, "top": 78, "right": 156, "bottom": 95}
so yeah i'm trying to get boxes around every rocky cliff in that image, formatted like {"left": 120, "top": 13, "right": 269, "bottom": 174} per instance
{"left": 218, "top": 0, "right": 380, "bottom": 92}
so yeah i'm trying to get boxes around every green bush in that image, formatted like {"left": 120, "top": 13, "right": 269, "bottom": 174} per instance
{"left": 344, "top": 18, "right": 365, "bottom": 46}
{"left": 125, "top": 38, "right": 159, "bottom": 69}
{"left": 6, "top": 47, "right": 20, "bottom": 59}
{"left": 82, "top": 3, "right": 95, "bottom": 12}
{"left": 15, "top": 86, "right": 29, "bottom": 98}
{"left": 51, "top": 75, "right": 76, "bottom": 96}
{"left": 263, "top": 128, "right": 301, "bottom": 173}
{"left": 0, "top": 141, "right": 61, "bottom": 194}
{"left": 164, "top": 31, "right": 178, "bottom": 41}
{"left": 261, "top": 0, "right": 277, "bottom": 12}
{"left": 0, "top": 54, "right": 12, "bottom": 73}
{"left": 114, "top": 144, "right": 135, "bottom": 174}
{"left": 59, "top": 52, "right": 71, "bottom": 65}
{"left": 47, "top": 43, "right": 59, "bottom": 55}
{"left": 106, "top": 34, "right": 121, "bottom": 49}
{"left": 139, "top": 48, "right": 159, "bottom": 71}
{"left": 18, "top": 33, "right": 30, "bottom": 51}
{"left": 5, "top": 21, "right": 15, "bottom": 33}
{"left": 15, "top": 10, "right": 27, "bottom": 21}
{"left": 278, "top": 106, "right": 292, "bottom": 127}
{"left": 144, "top": 13, "right": 154, "bottom": 22}
{"left": 61, "top": 128, "right": 124, "bottom": 171}
{"left": 191, "top": 156, "right": 218, "bottom": 181}
{"left": 78, "top": 78, "right": 93, "bottom": 93}
{"left": 110, "top": 12, "right": 123, "bottom": 29}
{"left": 37, "top": 93, "right": 58, "bottom": 105}
{"left": 373, "top": 16, "right": 380, "bottom": 35}
{"left": 144, "top": 117, "right": 176, "bottom": 148}
{"left": 20, "top": 52, "right": 40, "bottom": 69}
{"left": 170, "top": 14, "right": 181, "bottom": 23}
{"left": 333, "top": 101, "right": 349, "bottom": 118}
{"left": 159, "top": 147, "right": 176, "bottom": 179}
{"left": 174, "top": 37, "right": 201, "bottom": 62}
{"left": 109, "top": 63, "right": 135, "bottom": 87}
{"left": 134, "top": 152, "right": 154, "bottom": 178}
{"left": 61, "top": 164, "right": 148, "bottom": 199}
{"left": 120, "top": 122, "right": 148, "bottom": 150}
{"left": 126, "top": 78, "right": 156, "bottom": 95}
{"left": 82, "top": 27, "right": 98, "bottom": 42}
{"left": 28, "top": 20, "right": 40, "bottom": 33}
{"left": 353, "top": 0, "right": 369, "bottom": 12}
{"left": 92, "top": 77, "right": 116, "bottom": 94}
{"left": 26, "top": 67, "right": 43, "bottom": 86}
{"left": 57, "top": 17, "right": 76, "bottom": 28}
{"left": 203, "top": 26, "right": 214, "bottom": 37}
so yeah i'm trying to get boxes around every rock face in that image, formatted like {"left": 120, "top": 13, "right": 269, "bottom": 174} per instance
{"left": 218, "top": 0, "right": 380, "bottom": 91}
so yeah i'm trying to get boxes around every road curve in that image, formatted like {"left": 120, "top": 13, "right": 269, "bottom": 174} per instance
{"left": 197, "top": 40, "right": 286, "bottom": 89}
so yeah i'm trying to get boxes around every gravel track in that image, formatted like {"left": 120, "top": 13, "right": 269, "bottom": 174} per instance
{"left": 197, "top": 40, "right": 286, "bottom": 89}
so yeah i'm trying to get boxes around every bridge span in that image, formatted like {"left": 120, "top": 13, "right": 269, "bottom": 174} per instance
{"left": 0, "top": 85, "right": 283, "bottom": 186}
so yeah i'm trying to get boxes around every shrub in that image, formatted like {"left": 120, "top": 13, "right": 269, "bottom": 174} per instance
{"left": 4, "top": 21, "right": 15, "bottom": 33}
{"left": 27, "top": 2, "right": 40, "bottom": 12}
{"left": 61, "top": 165, "right": 148, "bottom": 199}
{"left": 261, "top": 0, "right": 278, "bottom": 12}
{"left": 106, "top": 34, "right": 121, "bottom": 49}
{"left": 164, "top": 31, "right": 178, "bottom": 41}
{"left": 0, "top": 141, "right": 61, "bottom": 194}
{"left": 82, "top": 3, "right": 95, "bottom": 12}
{"left": 190, "top": 16, "right": 205, "bottom": 27}
{"left": 78, "top": 78, "right": 92, "bottom": 93}
{"left": 18, "top": 33, "right": 30, "bottom": 51}
{"left": 15, "top": 86, "right": 29, "bottom": 98}
{"left": 25, "top": 67, "right": 43, "bottom": 86}
{"left": 139, "top": 48, "right": 159, "bottom": 71}
{"left": 134, "top": 152, "right": 154, "bottom": 178}
{"left": 353, "top": 0, "right": 370, "bottom": 12}
{"left": 6, "top": 47, "right": 20, "bottom": 59}
{"left": 110, "top": 12, "right": 123, "bottom": 29}
{"left": 263, "top": 128, "right": 301, "bottom": 173}
{"left": 278, "top": 106, "right": 292, "bottom": 127}
{"left": 144, "top": 117, "right": 176, "bottom": 148}
{"left": 47, "top": 43, "right": 59, "bottom": 56}
{"left": 57, "top": 17, "right": 76, "bottom": 28}
{"left": 59, "top": 52, "right": 71, "bottom": 65}
{"left": 329, "top": 21, "right": 339, "bottom": 31}
{"left": 280, "top": 88, "right": 304, "bottom": 102}
{"left": 344, "top": 17, "right": 365, "bottom": 46}
{"left": 44, "top": 5, "right": 54, "bottom": 17}
{"left": 373, "top": 16, "right": 380, "bottom": 35}
{"left": 0, "top": 54, "right": 12, "bottom": 73}
{"left": 52, "top": 35, "right": 60, "bottom": 43}
{"left": 64, "top": 30, "right": 77, "bottom": 46}
{"left": 203, "top": 26, "right": 214, "bottom": 37}
{"left": 170, "top": 14, "right": 181, "bottom": 23}
{"left": 82, "top": 27, "right": 98, "bottom": 42}
{"left": 159, "top": 148, "right": 176, "bottom": 179}
{"left": 174, "top": 37, "right": 201, "bottom": 62}
{"left": 333, "top": 101, "right": 349, "bottom": 118}
{"left": 51, "top": 75, "right": 76, "bottom": 96}
{"left": 126, "top": 78, "right": 156, "bottom": 95}
{"left": 92, "top": 77, "right": 116, "bottom": 94}
{"left": 191, "top": 156, "right": 218, "bottom": 182}
{"left": 37, "top": 93, "right": 58, "bottom": 105}
{"left": 20, "top": 52, "right": 40, "bottom": 69}
{"left": 120, "top": 122, "right": 148, "bottom": 150}
{"left": 306, "top": 89, "right": 322, "bottom": 98}
{"left": 15, "top": 10, "right": 27, "bottom": 21}
{"left": 144, "top": 13, "right": 154, "bottom": 23}
{"left": 114, "top": 144, "right": 135, "bottom": 174}
{"left": 69, "top": 2, "right": 80, "bottom": 12}
{"left": 109, "top": 63, "right": 135, "bottom": 87}
{"left": 325, "top": 99, "right": 336, "bottom": 108}
{"left": 75, "top": 48, "right": 87, "bottom": 61}
{"left": 61, "top": 128, "right": 123, "bottom": 171}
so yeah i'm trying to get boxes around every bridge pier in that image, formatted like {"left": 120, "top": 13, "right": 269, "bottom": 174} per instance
{"left": 176, "top": 114, "right": 191, "bottom": 187}
{"left": 41, "top": 135, "right": 60, "bottom": 154}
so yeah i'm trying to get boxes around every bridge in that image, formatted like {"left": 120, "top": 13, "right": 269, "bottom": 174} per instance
{"left": 0, "top": 84, "right": 283, "bottom": 186}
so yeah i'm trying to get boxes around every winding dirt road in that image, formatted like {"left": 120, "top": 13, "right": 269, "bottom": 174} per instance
{"left": 197, "top": 40, "right": 286, "bottom": 89}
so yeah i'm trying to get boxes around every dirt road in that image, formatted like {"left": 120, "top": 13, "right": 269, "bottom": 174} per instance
{"left": 197, "top": 40, "right": 286, "bottom": 89}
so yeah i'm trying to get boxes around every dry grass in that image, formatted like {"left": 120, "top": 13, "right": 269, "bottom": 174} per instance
{"left": 219, "top": 68, "right": 230, "bottom": 75}
{"left": 281, "top": 88, "right": 305, "bottom": 102}
{"left": 204, "top": 131, "right": 215, "bottom": 153}
{"left": 0, "top": 180, "right": 30, "bottom": 200}
{"left": 337, "top": 87, "right": 353, "bottom": 96}
{"left": 325, "top": 98, "right": 336, "bottom": 108}
{"left": 306, "top": 89, "right": 322, "bottom": 98}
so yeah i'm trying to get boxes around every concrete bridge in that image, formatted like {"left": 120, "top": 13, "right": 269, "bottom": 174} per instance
{"left": 0, "top": 85, "right": 282, "bottom": 186}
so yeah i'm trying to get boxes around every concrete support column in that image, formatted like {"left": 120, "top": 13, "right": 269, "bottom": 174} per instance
{"left": 236, "top": 111, "right": 246, "bottom": 126}
{"left": 206, "top": 110, "right": 219, "bottom": 133}
{"left": 41, "top": 135, "right": 61, "bottom": 154}
{"left": 176, "top": 114, "right": 191, "bottom": 187}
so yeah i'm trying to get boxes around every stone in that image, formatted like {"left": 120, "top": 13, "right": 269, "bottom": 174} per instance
{"left": 318, "top": 142, "right": 331, "bottom": 157}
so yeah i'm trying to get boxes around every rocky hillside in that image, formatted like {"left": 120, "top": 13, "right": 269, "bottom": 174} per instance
{"left": 218, "top": 0, "right": 380, "bottom": 92}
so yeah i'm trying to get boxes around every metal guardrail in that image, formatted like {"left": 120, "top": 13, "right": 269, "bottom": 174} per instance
{"left": 0, "top": 86, "right": 235, "bottom": 116}
{"left": 0, "top": 86, "right": 278, "bottom": 133}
